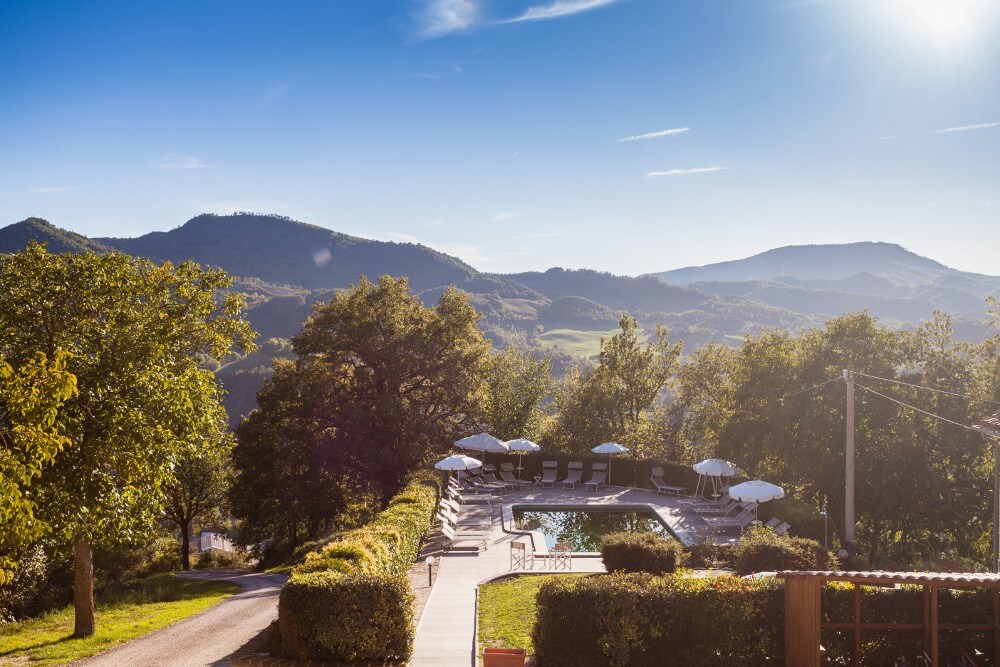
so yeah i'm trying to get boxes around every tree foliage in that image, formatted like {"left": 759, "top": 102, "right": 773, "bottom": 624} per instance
{"left": 544, "top": 316, "right": 682, "bottom": 457}
{"left": 673, "top": 310, "right": 999, "bottom": 567}
{"left": 482, "top": 346, "right": 552, "bottom": 441}
{"left": 232, "top": 276, "right": 490, "bottom": 549}
{"left": 0, "top": 243, "right": 254, "bottom": 634}
{"left": 0, "top": 350, "right": 77, "bottom": 583}
{"left": 162, "top": 419, "right": 234, "bottom": 570}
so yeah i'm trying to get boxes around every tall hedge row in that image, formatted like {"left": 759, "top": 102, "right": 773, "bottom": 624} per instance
{"left": 533, "top": 573, "right": 784, "bottom": 667}
{"left": 533, "top": 573, "right": 995, "bottom": 666}
{"left": 278, "top": 470, "right": 443, "bottom": 662}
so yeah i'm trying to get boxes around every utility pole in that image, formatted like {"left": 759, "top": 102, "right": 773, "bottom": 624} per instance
{"left": 844, "top": 366, "right": 855, "bottom": 549}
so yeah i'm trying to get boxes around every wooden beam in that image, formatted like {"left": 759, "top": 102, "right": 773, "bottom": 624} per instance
{"left": 785, "top": 577, "right": 822, "bottom": 667}
{"left": 930, "top": 584, "right": 939, "bottom": 667}
{"left": 923, "top": 586, "right": 930, "bottom": 657}
{"left": 853, "top": 583, "right": 861, "bottom": 667}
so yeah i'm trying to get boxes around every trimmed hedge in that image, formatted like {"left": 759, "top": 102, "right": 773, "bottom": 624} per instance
{"left": 731, "top": 525, "right": 836, "bottom": 576}
{"left": 532, "top": 573, "right": 995, "bottom": 666}
{"left": 532, "top": 573, "right": 784, "bottom": 667}
{"left": 600, "top": 531, "right": 688, "bottom": 575}
{"left": 278, "top": 469, "right": 443, "bottom": 662}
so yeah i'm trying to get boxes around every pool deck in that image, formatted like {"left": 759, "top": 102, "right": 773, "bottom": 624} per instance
{"left": 409, "top": 485, "right": 733, "bottom": 666}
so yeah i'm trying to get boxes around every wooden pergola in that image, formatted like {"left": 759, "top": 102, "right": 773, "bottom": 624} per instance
{"left": 778, "top": 570, "right": 1000, "bottom": 666}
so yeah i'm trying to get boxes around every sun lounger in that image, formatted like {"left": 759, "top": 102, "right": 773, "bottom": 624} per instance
{"left": 446, "top": 485, "right": 493, "bottom": 505}
{"left": 441, "top": 522, "right": 489, "bottom": 551}
{"left": 499, "top": 469, "right": 532, "bottom": 489}
{"left": 481, "top": 464, "right": 516, "bottom": 490}
{"left": 704, "top": 508, "right": 756, "bottom": 532}
{"left": 541, "top": 461, "right": 558, "bottom": 488}
{"left": 500, "top": 462, "right": 526, "bottom": 479}
{"left": 437, "top": 508, "right": 490, "bottom": 530}
{"left": 694, "top": 499, "right": 741, "bottom": 515}
{"left": 684, "top": 490, "right": 733, "bottom": 507}
{"left": 764, "top": 517, "right": 780, "bottom": 529}
{"left": 774, "top": 522, "right": 791, "bottom": 536}
{"left": 650, "top": 467, "right": 687, "bottom": 495}
{"left": 561, "top": 462, "right": 585, "bottom": 489}
{"left": 584, "top": 463, "right": 608, "bottom": 490}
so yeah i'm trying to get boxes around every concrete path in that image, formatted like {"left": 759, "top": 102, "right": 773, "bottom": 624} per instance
{"left": 75, "top": 569, "right": 288, "bottom": 667}
{"left": 409, "top": 494, "right": 609, "bottom": 667}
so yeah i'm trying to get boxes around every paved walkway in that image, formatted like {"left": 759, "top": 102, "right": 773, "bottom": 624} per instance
{"left": 409, "top": 485, "right": 710, "bottom": 667}
{"left": 75, "top": 570, "right": 288, "bottom": 667}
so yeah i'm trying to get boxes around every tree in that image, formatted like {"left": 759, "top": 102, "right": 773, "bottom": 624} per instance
{"left": 482, "top": 346, "right": 552, "bottom": 441}
{"left": 544, "top": 316, "right": 682, "bottom": 456}
{"left": 0, "top": 243, "right": 254, "bottom": 636}
{"left": 675, "top": 311, "right": 997, "bottom": 567}
{"left": 162, "top": 419, "right": 234, "bottom": 570}
{"left": 0, "top": 350, "right": 77, "bottom": 583}
{"left": 232, "top": 276, "right": 489, "bottom": 549}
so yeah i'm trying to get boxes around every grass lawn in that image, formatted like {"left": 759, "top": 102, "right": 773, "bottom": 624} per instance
{"left": 477, "top": 573, "right": 591, "bottom": 657}
{"left": 0, "top": 573, "right": 240, "bottom": 667}
{"left": 537, "top": 328, "right": 647, "bottom": 358}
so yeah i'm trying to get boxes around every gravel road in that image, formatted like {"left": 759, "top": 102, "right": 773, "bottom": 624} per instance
{"left": 75, "top": 569, "right": 288, "bottom": 667}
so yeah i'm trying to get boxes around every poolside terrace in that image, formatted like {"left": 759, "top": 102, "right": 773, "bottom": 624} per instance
{"left": 409, "top": 483, "right": 744, "bottom": 666}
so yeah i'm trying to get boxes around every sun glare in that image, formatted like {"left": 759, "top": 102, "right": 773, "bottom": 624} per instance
{"left": 889, "top": 0, "right": 990, "bottom": 46}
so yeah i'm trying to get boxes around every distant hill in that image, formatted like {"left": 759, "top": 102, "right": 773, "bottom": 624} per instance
{"left": 648, "top": 242, "right": 999, "bottom": 323}
{"left": 3, "top": 216, "right": 995, "bottom": 425}
{"left": 0, "top": 218, "right": 110, "bottom": 255}
{"left": 649, "top": 242, "right": 1000, "bottom": 293}
{"left": 95, "top": 213, "right": 536, "bottom": 297}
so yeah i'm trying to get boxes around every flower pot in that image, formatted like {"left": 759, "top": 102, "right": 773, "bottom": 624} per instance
{"left": 483, "top": 647, "right": 526, "bottom": 667}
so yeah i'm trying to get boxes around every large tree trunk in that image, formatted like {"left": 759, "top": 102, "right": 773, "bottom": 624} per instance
{"left": 73, "top": 535, "right": 95, "bottom": 638}
{"left": 181, "top": 521, "right": 191, "bottom": 571}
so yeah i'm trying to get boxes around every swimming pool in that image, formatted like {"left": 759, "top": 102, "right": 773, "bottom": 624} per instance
{"left": 511, "top": 506, "right": 676, "bottom": 551}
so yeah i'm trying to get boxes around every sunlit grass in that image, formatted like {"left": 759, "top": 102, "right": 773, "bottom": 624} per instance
{"left": 477, "top": 573, "right": 591, "bottom": 657}
{"left": 0, "top": 573, "right": 239, "bottom": 667}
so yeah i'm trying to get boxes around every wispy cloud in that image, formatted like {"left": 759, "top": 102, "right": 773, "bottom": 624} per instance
{"left": 934, "top": 121, "right": 1000, "bottom": 134}
{"left": 505, "top": 0, "right": 619, "bottom": 23}
{"left": 425, "top": 219, "right": 447, "bottom": 227}
{"left": 615, "top": 127, "right": 689, "bottom": 143}
{"left": 155, "top": 153, "right": 215, "bottom": 169}
{"left": 875, "top": 135, "right": 896, "bottom": 141}
{"left": 645, "top": 166, "right": 727, "bottom": 178}
{"left": 0, "top": 186, "right": 82, "bottom": 196}
{"left": 417, "top": 0, "right": 478, "bottom": 38}
{"left": 376, "top": 232, "right": 422, "bottom": 244}
{"left": 490, "top": 210, "right": 522, "bottom": 222}
{"left": 415, "top": 63, "right": 465, "bottom": 79}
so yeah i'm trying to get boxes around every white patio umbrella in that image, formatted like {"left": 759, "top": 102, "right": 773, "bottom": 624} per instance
{"left": 728, "top": 480, "right": 785, "bottom": 522}
{"left": 692, "top": 458, "right": 743, "bottom": 497}
{"left": 591, "top": 442, "right": 628, "bottom": 487}
{"left": 505, "top": 439, "right": 540, "bottom": 478}
{"left": 455, "top": 432, "right": 509, "bottom": 465}
{"left": 434, "top": 454, "right": 483, "bottom": 471}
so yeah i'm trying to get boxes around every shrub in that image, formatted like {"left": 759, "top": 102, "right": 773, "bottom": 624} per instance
{"left": 532, "top": 573, "right": 996, "bottom": 666}
{"left": 731, "top": 525, "right": 837, "bottom": 576}
{"left": 532, "top": 572, "right": 784, "bottom": 667}
{"left": 685, "top": 540, "right": 731, "bottom": 569}
{"left": 193, "top": 548, "right": 248, "bottom": 570}
{"left": 600, "top": 532, "right": 688, "bottom": 575}
{"left": 279, "top": 571, "right": 413, "bottom": 662}
{"left": 278, "top": 469, "right": 444, "bottom": 662}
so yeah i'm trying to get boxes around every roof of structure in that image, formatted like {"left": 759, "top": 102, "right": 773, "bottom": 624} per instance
{"left": 976, "top": 410, "right": 1000, "bottom": 435}
{"left": 777, "top": 570, "right": 1000, "bottom": 585}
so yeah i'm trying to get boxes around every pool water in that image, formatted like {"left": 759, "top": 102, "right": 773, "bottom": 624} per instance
{"left": 512, "top": 509, "right": 674, "bottom": 551}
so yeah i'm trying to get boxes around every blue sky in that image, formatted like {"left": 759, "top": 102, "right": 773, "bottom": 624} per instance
{"left": 1, "top": 0, "right": 998, "bottom": 275}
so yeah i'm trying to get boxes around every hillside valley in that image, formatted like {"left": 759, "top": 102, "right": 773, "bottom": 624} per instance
{"left": 2, "top": 215, "right": 996, "bottom": 424}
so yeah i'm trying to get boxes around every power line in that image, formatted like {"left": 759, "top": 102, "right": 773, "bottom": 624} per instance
{"left": 855, "top": 382, "right": 985, "bottom": 435}
{"left": 854, "top": 370, "right": 1000, "bottom": 406}
{"left": 782, "top": 376, "right": 842, "bottom": 400}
